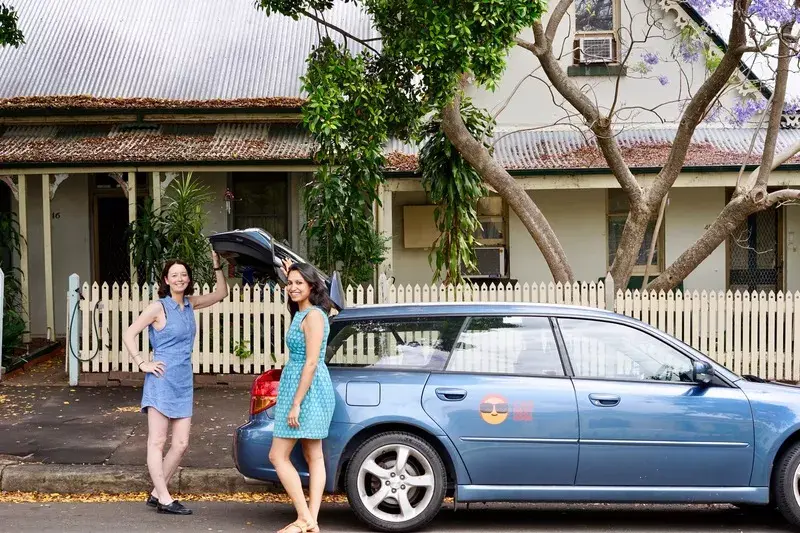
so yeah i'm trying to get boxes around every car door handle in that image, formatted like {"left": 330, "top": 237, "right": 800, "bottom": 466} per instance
{"left": 588, "top": 393, "right": 620, "bottom": 407}
{"left": 435, "top": 388, "right": 467, "bottom": 401}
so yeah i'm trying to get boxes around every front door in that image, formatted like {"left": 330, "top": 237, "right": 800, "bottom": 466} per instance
{"left": 422, "top": 315, "right": 579, "bottom": 486}
{"left": 557, "top": 317, "right": 754, "bottom": 487}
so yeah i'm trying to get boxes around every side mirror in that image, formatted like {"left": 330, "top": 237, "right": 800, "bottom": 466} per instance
{"left": 693, "top": 361, "right": 714, "bottom": 385}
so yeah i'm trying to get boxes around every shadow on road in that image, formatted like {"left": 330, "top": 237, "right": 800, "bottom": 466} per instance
{"left": 288, "top": 503, "right": 794, "bottom": 532}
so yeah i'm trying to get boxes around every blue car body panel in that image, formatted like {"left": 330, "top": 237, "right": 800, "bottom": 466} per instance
{"left": 737, "top": 379, "right": 800, "bottom": 486}
{"left": 232, "top": 302, "right": 800, "bottom": 505}
{"left": 572, "top": 378, "right": 754, "bottom": 487}
{"left": 422, "top": 373, "right": 579, "bottom": 486}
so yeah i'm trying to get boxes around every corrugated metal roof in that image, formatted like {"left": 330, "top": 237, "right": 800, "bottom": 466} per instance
{"left": 2, "top": 122, "right": 798, "bottom": 171}
{"left": 0, "top": 0, "right": 378, "bottom": 101}
{"left": 489, "top": 125, "right": 800, "bottom": 169}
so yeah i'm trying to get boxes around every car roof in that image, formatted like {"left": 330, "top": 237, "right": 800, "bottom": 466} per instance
{"left": 333, "top": 301, "right": 621, "bottom": 321}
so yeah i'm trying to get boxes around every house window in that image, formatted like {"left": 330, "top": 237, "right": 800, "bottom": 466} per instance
{"left": 607, "top": 189, "right": 663, "bottom": 276}
{"left": 573, "top": 0, "right": 618, "bottom": 65}
{"left": 576, "top": 0, "right": 614, "bottom": 32}
{"left": 474, "top": 196, "right": 506, "bottom": 246}
{"left": 230, "top": 173, "right": 289, "bottom": 241}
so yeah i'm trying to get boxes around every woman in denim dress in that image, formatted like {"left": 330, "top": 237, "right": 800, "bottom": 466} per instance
{"left": 123, "top": 251, "right": 228, "bottom": 515}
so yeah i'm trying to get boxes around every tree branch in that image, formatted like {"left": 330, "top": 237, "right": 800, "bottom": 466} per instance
{"left": 298, "top": 8, "right": 382, "bottom": 54}
{"left": 749, "top": 19, "right": 794, "bottom": 194}
{"left": 440, "top": 79, "right": 574, "bottom": 284}
{"left": 646, "top": 0, "right": 751, "bottom": 206}
{"left": 545, "top": 0, "right": 574, "bottom": 42}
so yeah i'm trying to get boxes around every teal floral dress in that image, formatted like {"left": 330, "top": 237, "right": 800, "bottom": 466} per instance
{"left": 273, "top": 306, "right": 336, "bottom": 439}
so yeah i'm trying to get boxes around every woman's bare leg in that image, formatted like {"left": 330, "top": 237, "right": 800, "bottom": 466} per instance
{"left": 269, "top": 437, "right": 314, "bottom": 530}
{"left": 146, "top": 408, "right": 173, "bottom": 504}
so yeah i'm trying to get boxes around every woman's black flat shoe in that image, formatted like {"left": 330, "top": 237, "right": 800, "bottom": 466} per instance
{"left": 157, "top": 500, "right": 192, "bottom": 515}
{"left": 146, "top": 495, "right": 158, "bottom": 508}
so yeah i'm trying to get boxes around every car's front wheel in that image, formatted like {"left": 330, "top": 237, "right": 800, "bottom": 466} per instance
{"left": 773, "top": 442, "right": 800, "bottom": 526}
{"left": 345, "top": 431, "right": 447, "bottom": 532}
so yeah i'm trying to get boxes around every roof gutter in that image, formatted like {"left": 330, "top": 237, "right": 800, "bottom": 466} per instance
{"left": 0, "top": 105, "right": 304, "bottom": 125}
{"left": 385, "top": 163, "right": 800, "bottom": 177}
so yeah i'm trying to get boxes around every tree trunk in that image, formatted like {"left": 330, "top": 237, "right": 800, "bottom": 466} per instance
{"left": 440, "top": 92, "right": 575, "bottom": 284}
{"left": 647, "top": 195, "right": 755, "bottom": 292}
{"left": 609, "top": 204, "right": 651, "bottom": 290}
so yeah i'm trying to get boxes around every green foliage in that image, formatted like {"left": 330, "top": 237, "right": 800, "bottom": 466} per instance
{"left": 0, "top": 211, "right": 27, "bottom": 362}
{"left": 0, "top": 3, "right": 24, "bottom": 48}
{"left": 162, "top": 173, "right": 215, "bottom": 286}
{"left": 233, "top": 340, "right": 253, "bottom": 360}
{"left": 258, "top": 0, "right": 545, "bottom": 283}
{"left": 128, "top": 197, "right": 167, "bottom": 285}
{"left": 420, "top": 100, "right": 492, "bottom": 284}
{"left": 127, "top": 173, "right": 215, "bottom": 288}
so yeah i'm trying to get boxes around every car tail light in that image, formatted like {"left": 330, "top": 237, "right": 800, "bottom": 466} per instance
{"left": 250, "top": 369, "right": 282, "bottom": 416}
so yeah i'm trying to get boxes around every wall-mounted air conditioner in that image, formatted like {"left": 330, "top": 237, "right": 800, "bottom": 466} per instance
{"left": 578, "top": 36, "right": 615, "bottom": 63}
{"left": 461, "top": 246, "right": 506, "bottom": 278}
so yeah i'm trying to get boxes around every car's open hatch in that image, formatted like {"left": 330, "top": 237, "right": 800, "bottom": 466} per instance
{"left": 209, "top": 228, "right": 345, "bottom": 310}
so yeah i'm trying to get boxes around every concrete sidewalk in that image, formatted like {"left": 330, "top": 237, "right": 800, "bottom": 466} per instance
{"left": 0, "top": 384, "right": 277, "bottom": 494}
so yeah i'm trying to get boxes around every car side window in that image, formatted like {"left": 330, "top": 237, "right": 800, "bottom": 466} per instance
{"left": 447, "top": 316, "right": 565, "bottom": 376}
{"left": 557, "top": 318, "right": 694, "bottom": 382}
{"left": 325, "top": 317, "right": 465, "bottom": 370}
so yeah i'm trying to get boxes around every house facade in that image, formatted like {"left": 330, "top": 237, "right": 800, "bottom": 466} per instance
{"left": 2, "top": 0, "right": 800, "bottom": 339}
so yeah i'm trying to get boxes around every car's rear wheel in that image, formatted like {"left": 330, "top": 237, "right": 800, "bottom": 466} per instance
{"left": 773, "top": 442, "right": 800, "bottom": 526}
{"left": 345, "top": 431, "right": 447, "bottom": 532}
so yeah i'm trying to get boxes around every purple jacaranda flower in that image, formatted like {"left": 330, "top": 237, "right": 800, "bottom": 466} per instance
{"left": 642, "top": 51, "right": 659, "bottom": 65}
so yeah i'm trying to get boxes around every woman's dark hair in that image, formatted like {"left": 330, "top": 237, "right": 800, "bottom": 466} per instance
{"left": 286, "top": 262, "right": 331, "bottom": 318}
{"left": 157, "top": 260, "right": 195, "bottom": 298}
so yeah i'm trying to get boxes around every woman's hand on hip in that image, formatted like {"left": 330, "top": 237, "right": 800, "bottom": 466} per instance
{"left": 140, "top": 361, "right": 166, "bottom": 377}
{"left": 287, "top": 404, "right": 300, "bottom": 428}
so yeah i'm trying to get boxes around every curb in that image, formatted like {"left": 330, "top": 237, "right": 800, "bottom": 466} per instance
{"left": 0, "top": 464, "right": 281, "bottom": 495}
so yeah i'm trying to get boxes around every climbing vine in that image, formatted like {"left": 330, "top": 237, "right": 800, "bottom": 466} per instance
{"left": 259, "top": 0, "right": 544, "bottom": 285}
{"left": 420, "top": 101, "right": 493, "bottom": 284}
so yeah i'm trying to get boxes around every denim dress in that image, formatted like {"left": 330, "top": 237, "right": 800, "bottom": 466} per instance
{"left": 140, "top": 297, "right": 196, "bottom": 419}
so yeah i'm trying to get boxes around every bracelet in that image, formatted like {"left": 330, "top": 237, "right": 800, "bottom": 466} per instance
{"left": 137, "top": 361, "right": 145, "bottom": 370}
{"left": 214, "top": 266, "right": 223, "bottom": 271}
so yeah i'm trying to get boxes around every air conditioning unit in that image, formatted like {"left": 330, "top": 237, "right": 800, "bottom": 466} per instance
{"left": 461, "top": 246, "right": 506, "bottom": 278}
{"left": 578, "top": 36, "right": 614, "bottom": 63}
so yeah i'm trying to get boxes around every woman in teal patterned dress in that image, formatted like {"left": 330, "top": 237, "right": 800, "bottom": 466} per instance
{"left": 269, "top": 260, "right": 336, "bottom": 533}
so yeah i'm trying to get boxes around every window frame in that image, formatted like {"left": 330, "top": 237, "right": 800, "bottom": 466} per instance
{"left": 440, "top": 314, "right": 572, "bottom": 379}
{"left": 324, "top": 315, "right": 468, "bottom": 372}
{"left": 228, "top": 172, "right": 290, "bottom": 240}
{"left": 551, "top": 315, "right": 733, "bottom": 387}
{"left": 606, "top": 188, "right": 665, "bottom": 277}
{"left": 572, "top": 0, "right": 621, "bottom": 64}
{"left": 325, "top": 312, "right": 738, "bottom": 388}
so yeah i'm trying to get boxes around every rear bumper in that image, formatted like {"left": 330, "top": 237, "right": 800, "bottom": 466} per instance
{"left": 233, "top": 417, "right": 281, "bottom": 485}
{"left": 233, "top": 416, "right": 358, "bottom": 492}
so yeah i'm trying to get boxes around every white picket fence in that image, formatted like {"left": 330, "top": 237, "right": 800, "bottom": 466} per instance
{"left": 67, "top": 275, "right": 800, "bottom": 381}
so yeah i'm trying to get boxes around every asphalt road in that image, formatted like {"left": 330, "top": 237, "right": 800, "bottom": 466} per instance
{"left": 0, "top": 501, "right": 795, "bottom": 532}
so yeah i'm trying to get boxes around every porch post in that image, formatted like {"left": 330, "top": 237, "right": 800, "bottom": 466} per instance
{"left": 42, "top": 174, "right": 55, "bottom": 339}
{"left": 128, "top": 171, "right": 137, "bottom": 285}
{"left": 379, "top": 185, "right": 393, "bottom": 282}
{"left": 17, "top": 175, "right": 30, "bottom": 342}
{"left": 151, "top": 171, "right": 161, "bottom": 214}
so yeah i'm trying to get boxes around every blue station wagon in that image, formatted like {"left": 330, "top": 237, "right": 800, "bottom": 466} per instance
{"left": 233, "top": 301, "right": 800, "bottom": 532}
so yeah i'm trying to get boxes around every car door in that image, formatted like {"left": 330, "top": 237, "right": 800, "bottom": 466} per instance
{"left": 422, "top": 315, "right": 580, "bottom": 486}
{"left": 556, "top": 316, "right": 755, "bottom": 487}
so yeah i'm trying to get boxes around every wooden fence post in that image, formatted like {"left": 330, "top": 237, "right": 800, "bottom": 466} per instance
{"left": 604, "top": 272, "right": 615, "bottom": 312}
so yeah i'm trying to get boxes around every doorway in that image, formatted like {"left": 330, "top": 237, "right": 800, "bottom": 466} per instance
{"left": 91, "top": 174, "right": 147, "bottom": 285}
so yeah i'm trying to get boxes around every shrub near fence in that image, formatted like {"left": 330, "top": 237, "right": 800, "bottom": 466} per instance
{"left": 67, "top": 275, "right": 800, "bottom": 381}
